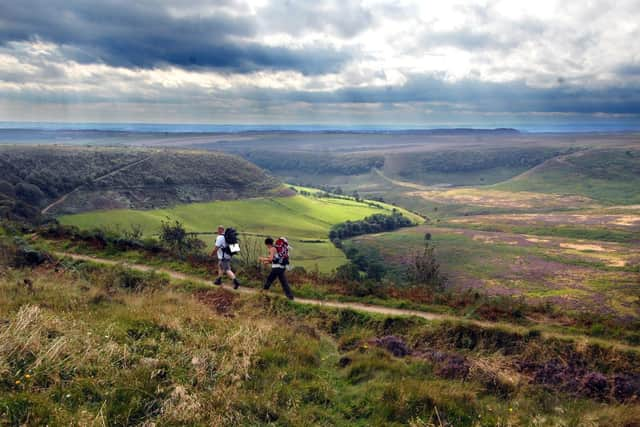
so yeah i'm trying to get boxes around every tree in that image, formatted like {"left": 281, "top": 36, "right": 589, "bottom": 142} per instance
{"left": 0, "top": 180, "right": 15, "bottom": 197}
{"left": 329, "top": 212, "right": 412, "bottom": 241}
{"left": 366, "top": 261, "right": 385, "bottom": 281}
{"left": 335, "top": 262, "right": 361, "bottom": 282}
{"left": 15, "top": 182, "right": 45, "bottom": 205}
{"left": 407, "top": 240, "right": 446, "bottom": 290}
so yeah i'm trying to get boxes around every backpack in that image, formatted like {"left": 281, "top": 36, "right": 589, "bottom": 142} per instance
{"left": 222, "top": 228, "right": 240, "bottom": 256}
{"left": 274, "top": 237, "right": 289, "bottom": 265}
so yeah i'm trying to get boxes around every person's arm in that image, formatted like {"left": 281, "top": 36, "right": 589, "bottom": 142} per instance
{"left": 212, "top": 236, "right": 222, "bottom": 257}
{"left": 259, "top": 247, "right": 276, "bottom": 264}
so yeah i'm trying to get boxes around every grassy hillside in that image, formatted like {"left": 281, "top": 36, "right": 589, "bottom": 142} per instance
{"left": 243, "top": 150, "right": 385, "bottom": 176}
{"left": 0, "top": 146, "right": 281, "bottom": 218}
{"left": 2, "top": 254, "right": 640, "bottom": 425}
{"left": 494, "top": 149, "right": 640, "bottom": 204}
{"left": 59, "top": 193, "right": 421, "bottom": 272}
{"left": 382, "top": 147, "right": 572, "bottom": 186}
{"left": 236, "top": 146, "right": 572, "bottom": 188}
{"left": 346, "top": 225, "right": 640, "bottom": 318}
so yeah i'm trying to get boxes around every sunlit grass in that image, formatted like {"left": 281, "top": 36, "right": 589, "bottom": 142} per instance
{"left": 59, "top": 193, "right": 419, "bottom": 272}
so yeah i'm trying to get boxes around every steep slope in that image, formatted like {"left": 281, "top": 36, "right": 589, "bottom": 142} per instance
{"left": 0, "top": 146, "right": 281, "bottom": 218}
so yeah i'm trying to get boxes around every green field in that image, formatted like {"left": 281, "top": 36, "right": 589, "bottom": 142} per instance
{"left": 60, "top": 194, "right": 421, "bottom": 272}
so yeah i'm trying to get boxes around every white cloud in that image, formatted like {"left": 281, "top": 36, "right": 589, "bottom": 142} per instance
{"left": 0, "top": 0, "right": 639, "bottom": 123}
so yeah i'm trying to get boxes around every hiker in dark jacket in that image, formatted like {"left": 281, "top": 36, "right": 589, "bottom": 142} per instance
{"left": 212, "top": 225, "right": 241, "bottom": 289}
{"left": 259, "top": 237, "right": 294, "bottom": 300}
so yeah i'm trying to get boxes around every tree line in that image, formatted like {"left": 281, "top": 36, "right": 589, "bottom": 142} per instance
{"left": 329, "top": 211, "right": 412, "bottom": 241}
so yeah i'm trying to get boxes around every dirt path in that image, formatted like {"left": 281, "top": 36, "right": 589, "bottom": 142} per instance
{"left": 52, "top": 251, "right": 640, "bottom": 352}
{"left": 41, "top": 156, "right": 152, "bottom": 214}
{"left": 54, "top": 252, "right": 492, "bottom": 322}
{"left": 372, "top": 168, "right": 432, "bottom": 191}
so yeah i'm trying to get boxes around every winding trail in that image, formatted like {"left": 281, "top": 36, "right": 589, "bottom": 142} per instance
{"left": 52, "top": 251, "right": 640, "bottom": 352}
{"left": 55, "top": 251, "right": 450, "bottom": 320}
{"left": 54, "top": 252, "right": 499, "bottom": 324}
{"left": 373, "top": 168, "right": 431, "bottom": 191}
{"left": 41, "top": 156, "right": 152, "bottom": 215}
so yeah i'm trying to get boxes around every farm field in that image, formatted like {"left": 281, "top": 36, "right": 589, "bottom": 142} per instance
{"left": 59, "top": 193, "right": 421, "bottom": 272}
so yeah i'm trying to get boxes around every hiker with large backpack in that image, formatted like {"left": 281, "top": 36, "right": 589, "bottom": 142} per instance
{"left": 212, "top": 225, "right": 241, "bottom": 289}
{"left": 259, "top": 237, "right": 294, "bottom": 300}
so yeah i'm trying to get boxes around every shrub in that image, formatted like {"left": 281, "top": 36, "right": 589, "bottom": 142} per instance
{"left": 406, "top": 240, "right": 446, "bottom": 290}
{"left": 158, "top": 218, "right": 206, "bottom": 259}
{"left": 13, "top": 246, "right": 50, "bottom": 268}
{"left": 101, "top": 265, "right": 169, "bottom": 292}
{"left": 236, "top": 235, "right": 263, "bottom": 278}
{"left": 581, "top": 372, "right": 610, "bottom": 400}
{"left": 335, "top": 262, "right": 361, "bottom": 282}
{"left": 340, "top": 244, "right": 388, "bottom": 282}
{"left": 612, "top": 374, "right": 640, "bottom": 402}
{"left": 344, "top": 280, "right": 382, "bottom": 297}
{"left": 374, "top": 335, "right": 411, "bottom": 357}
{"left": 0, "top": 236, "right": 51, "bottom": 268}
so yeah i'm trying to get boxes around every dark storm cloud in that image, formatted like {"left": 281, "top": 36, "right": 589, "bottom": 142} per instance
{"left": 4, "top": 69, "right": 637, "bottom": 115}
{"left": 616, "top": 63, "right": 640, "bottom": 77}
{"left": 0, "top": 0, "right": 350, "bottom": 74}
{"left": 234, "top": 75, "right": 640, "bottom": 114}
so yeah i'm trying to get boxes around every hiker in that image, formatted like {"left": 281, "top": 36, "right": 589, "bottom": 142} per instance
{"left": 212, "top": 225, "right": 241, "bottom": 289}
{"left": 259, "top": 237, "right": 294, "bottom": 300}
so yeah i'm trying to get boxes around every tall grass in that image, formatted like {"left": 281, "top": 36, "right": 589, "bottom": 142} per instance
{"left": 2, "top": 261, "right": 640, "bottom": 425}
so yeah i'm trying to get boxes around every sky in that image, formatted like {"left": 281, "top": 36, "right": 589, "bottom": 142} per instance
{"left": 0, "top": 0, "right": 639, "bottom": 126}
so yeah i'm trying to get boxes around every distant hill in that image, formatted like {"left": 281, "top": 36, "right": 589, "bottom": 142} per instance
{"left": 494, "top": 148, "right": 640, "bottom": 204}
{"left": 0, "top": 146, "right": 281, "bottom": 219}
{"left": 238, "top": 145, "right": 573, "bottom": 188}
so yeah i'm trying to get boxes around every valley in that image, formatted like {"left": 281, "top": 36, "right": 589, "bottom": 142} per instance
{"left": 4, "top": 2, "right": 640, "bottom": 424}
{"left": 2, "top": 130, "right": 640, "bottom": 425}
{"left": 59, "top": 193, "right": 421, "bottom": 271}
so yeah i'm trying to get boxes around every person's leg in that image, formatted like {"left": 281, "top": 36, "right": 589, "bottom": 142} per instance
{"left": 277, "top": 269, "right": 294, "bottom": 300}
{"left": 226, "top": 264, "right": 241, "bottom": 289}
{"left": 263, "top": 268, "right": 278, "bottom": 290}
{"left": 214, "top": 260, "right": 223, "bottom": 285}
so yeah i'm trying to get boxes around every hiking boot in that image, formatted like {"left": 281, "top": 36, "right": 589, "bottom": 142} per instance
{"left": 286, "top": 294, "right": 295, "bottom": 301}
{"left": 214, "top": 277, "right": 222, "bottom": 286}
{"left": 233, "top": 278, "right": 241, "bottom": 290}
